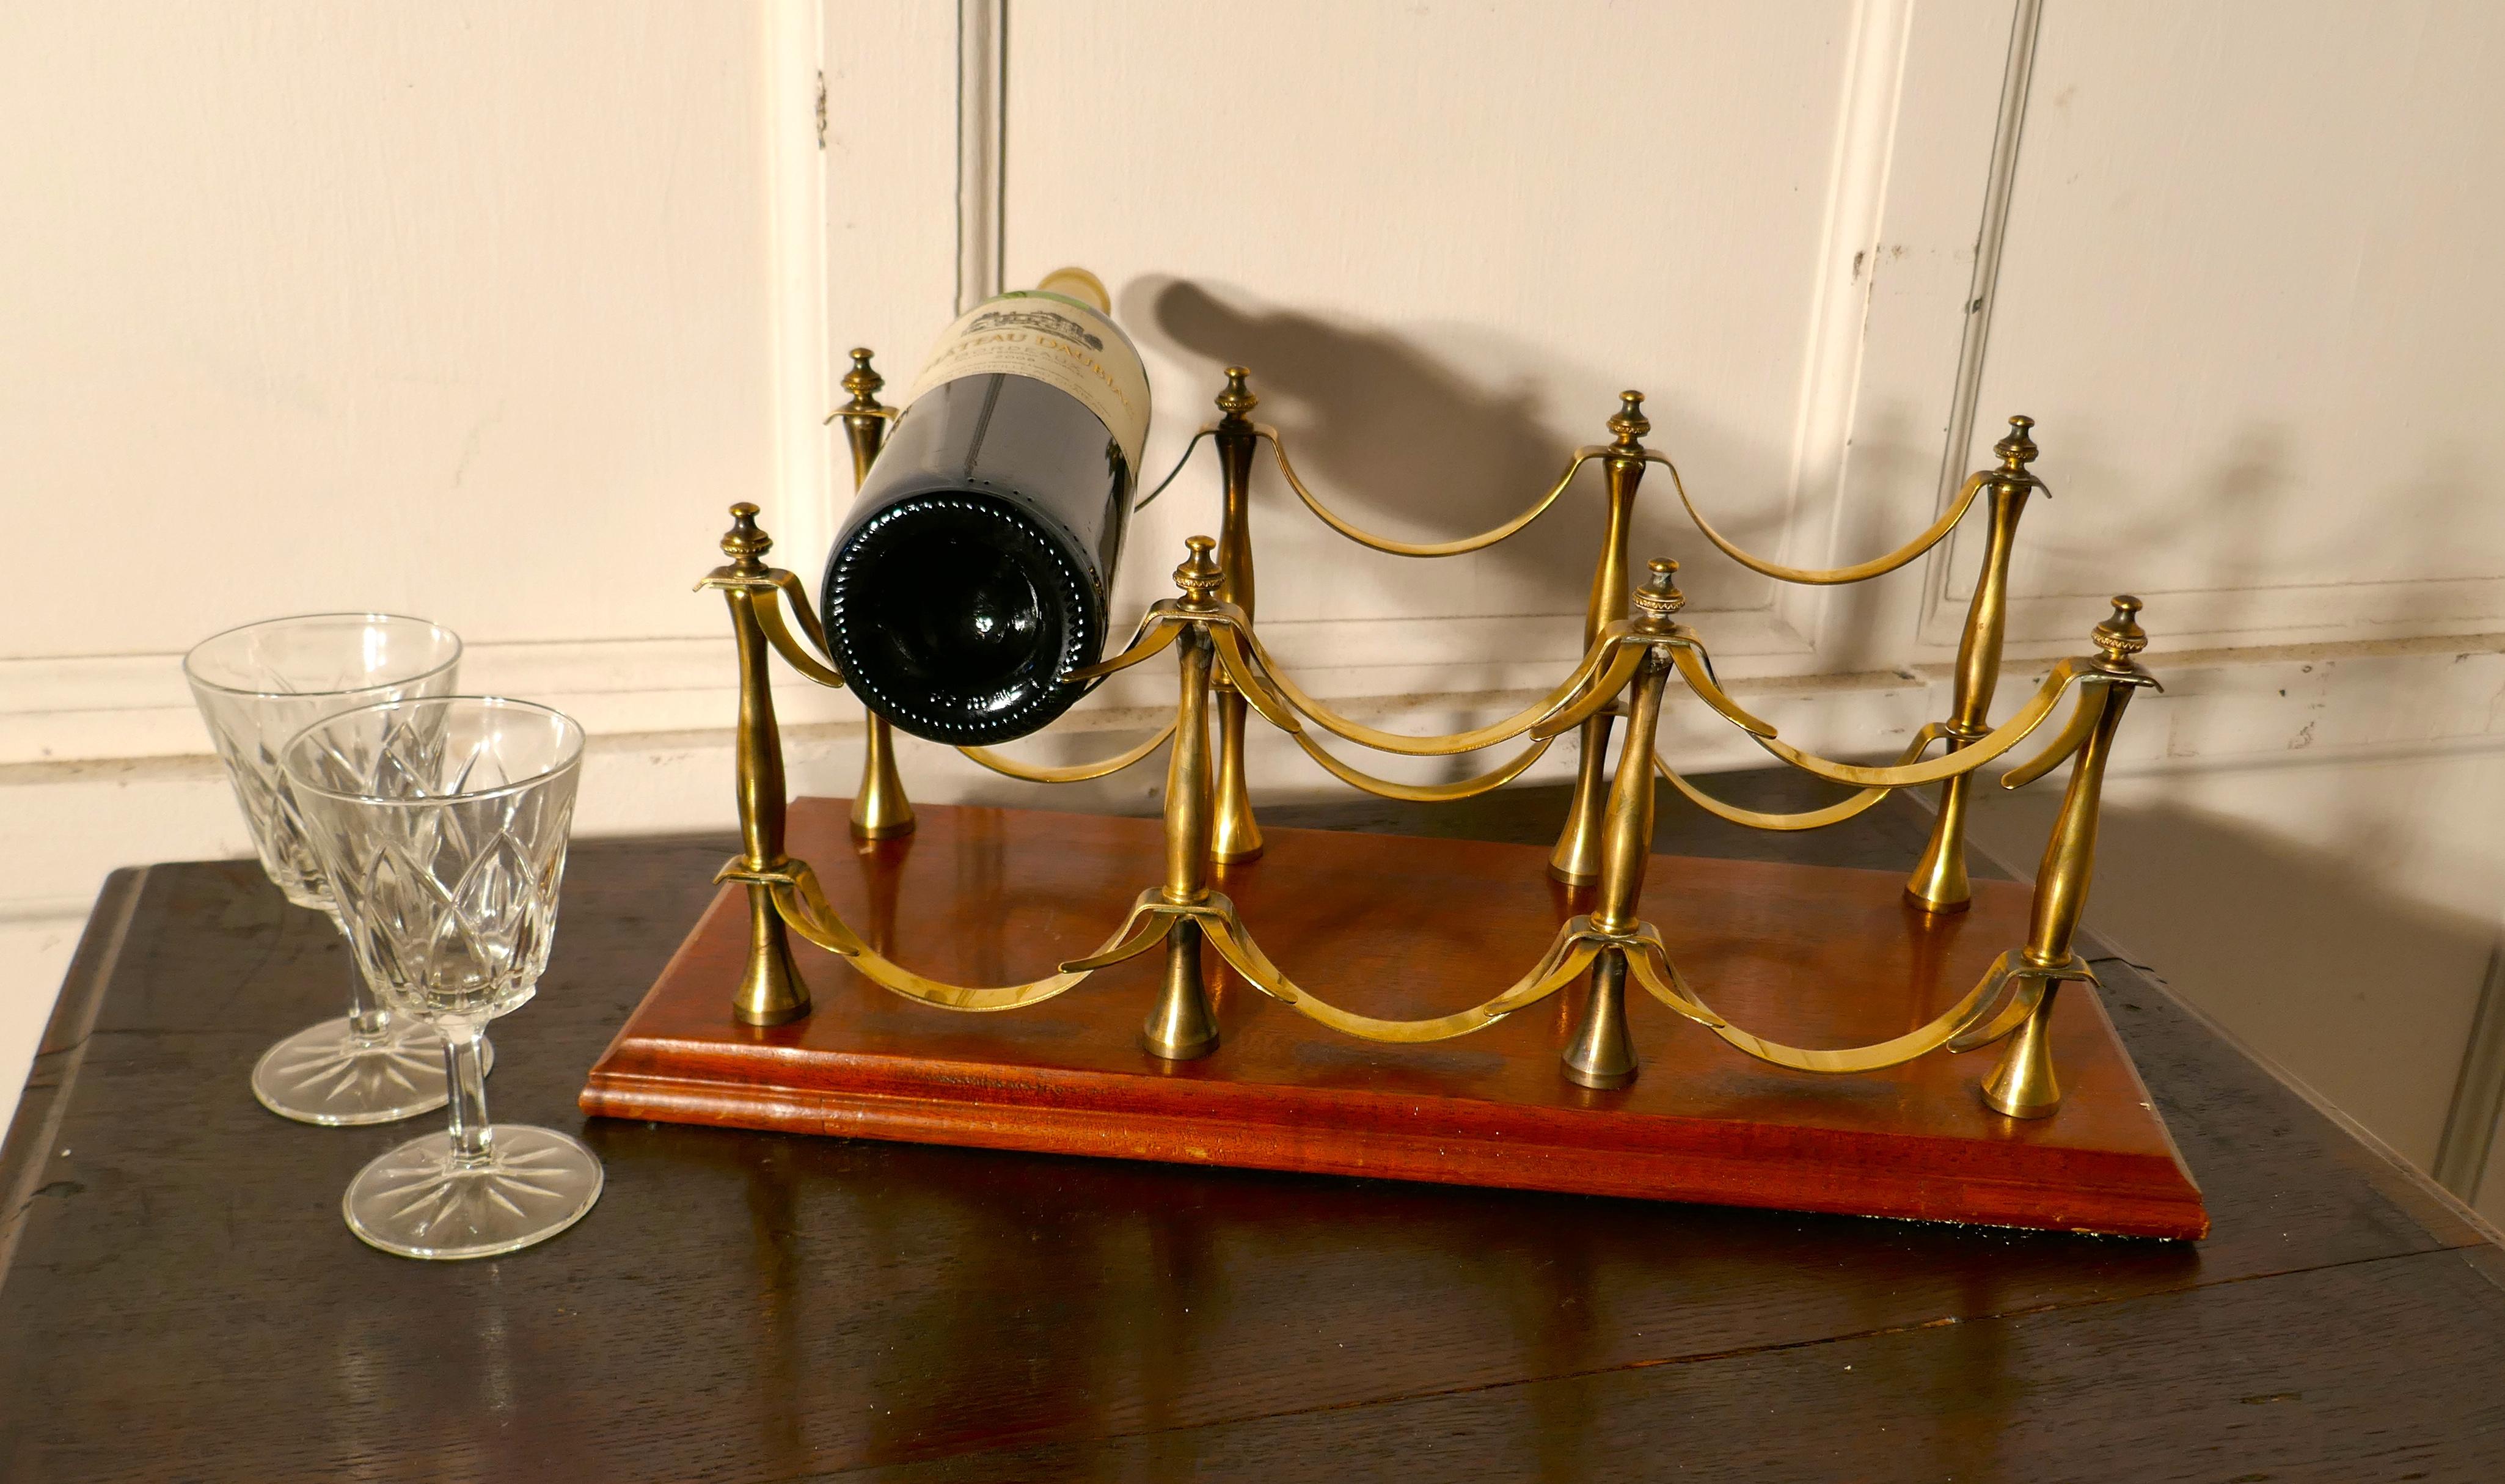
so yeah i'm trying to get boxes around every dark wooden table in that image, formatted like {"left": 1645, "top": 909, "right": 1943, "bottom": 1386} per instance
{"left": 5, "top": 775, "right": 2501, "bottom": 1482}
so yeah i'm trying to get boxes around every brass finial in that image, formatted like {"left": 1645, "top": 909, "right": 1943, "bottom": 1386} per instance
{"left": 722, "top": 502, "right": 772, "bottom": 571}
{"left": 1174, "top": 535, "right": 1224, "bottom": 608}
{"left": 2092, "top": 594, "right": 2146, "bottom": 670}
{"left": 1609, "top": 391, "right": 1651, "bottom": 450}
{"left": 1215, "top": 366, "right": 1258, "bottom": 422}
{"left": 1994, "top": 414, "right": 2038, "bottom": 471}
{"left": 841, "top": 348, "right": 885, "bottom": 412}
{"left": 1633, "top": 557, "right": 1684, "bottom": 631}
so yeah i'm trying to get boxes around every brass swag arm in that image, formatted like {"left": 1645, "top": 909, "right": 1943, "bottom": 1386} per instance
{"left": 951, "top": 605, "right": 1193, "bottom": 784}
{"left": 1206, "top": 621, "right": 1629, "bottom": 804}
{"left": 695, "top": 566, "right": 849, "bottom": 692}
{"left": 1625, "top": 936, "right": 2098, "bottom": 1073}
{"left": 1262, "top": 425, "right": 1605, "bottom": 558}
{"left": 1280, "top": 730, "right": 1556, "bottom": 803}
{"left": 962, "top": 719, "right": 1181, "bottom": 785}
{"left": 1062, "top": 606, "right": 1187, "bottom": 683}
{"left": 1651, "top": 456, "right": 1997, "bottom": 587}
{"left": 1945, "top": 956, "right": 2103, "bottom": 1053}
{"left": 748, "top": 852, "right": 1613, "bottom": 1044}
{"left": 1198, "top": 904, "right": 1606, "bottom": 1042}
{"left": 1995, "top": 673, "right": 2162, "bottom": 791}
{"left": 1131, "top": 428, "right": 1212, "bottom": 513}
{"left": 1662, "top": 638, "right": 1779, "bottom": 737}
{"left": 1655, "top": 722, "right": 1951, "bottom": 832}
{"left": 752, "top": 574, "right": 847, "bottom": 690}
{"left": 1736, "top": 658, "right": 2098, "bottom": 789}
{"left": 1212, "top": 613, "right": 1644, "bottom": 757}
{"left": 742, "top": 858, "right": 1173, "bottom": 1012}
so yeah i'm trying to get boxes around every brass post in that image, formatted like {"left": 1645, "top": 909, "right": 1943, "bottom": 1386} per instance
{"left": 853, "top": 712, "right": 913, "bottom": 841}
{"left": 1984, "top": 596, "right": 2147, "bottom": 1119}
{"left": 1908, "top": 416, "right": 2043, "bottom": 912}
{"left": 1210, "top": 368, "right": 1265, "bottom": 863}
{"left": 1563, "top": 952, "right": 1637, "bottom": 1091}
{"left": 837, "top": 348, "right": 916, "bottom": 841}
{"left": 1143, "top": 536, "right": 1226, "bottom": 1060}
{"left": 1551, "top": 392, "right": 1652, "bottom": 885}
{"left": 719, "top": 504, "right": 811, "bottom": 1025}
{"left": 1563, "top": 558, "right": 1681, "bottom": 1088}
{"left": 837, "top": 348, "right": 888, "bottom": 489}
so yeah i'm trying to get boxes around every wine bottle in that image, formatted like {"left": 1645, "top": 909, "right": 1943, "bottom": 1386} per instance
{"left": 821, "top": 268, "right": 1151, "bottom": 746}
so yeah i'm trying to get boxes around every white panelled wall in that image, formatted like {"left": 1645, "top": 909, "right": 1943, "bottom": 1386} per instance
{"left": 5, "top": 1, "right": 2503, "bottom": 1213}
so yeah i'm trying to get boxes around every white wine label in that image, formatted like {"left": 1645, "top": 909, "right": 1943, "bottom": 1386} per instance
{"left": 902, "top": 291, "right": 1152, "bottom": 475}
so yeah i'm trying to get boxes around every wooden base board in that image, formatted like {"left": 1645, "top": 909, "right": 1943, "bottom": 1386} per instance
{"left": 582, "top": 799, "right": 2206, "bottom": 1239}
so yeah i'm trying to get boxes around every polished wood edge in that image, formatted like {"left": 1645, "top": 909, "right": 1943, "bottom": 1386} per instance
{"left": 0, "top": 866, "right": 150, "bottom": 1282}
{"left": 580, "top": 1057, "right": 2210, "bottom": 1241}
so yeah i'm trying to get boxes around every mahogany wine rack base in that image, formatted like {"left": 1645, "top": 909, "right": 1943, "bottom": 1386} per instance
{"left": 582, "top": 798, "right": 2206, "bottom": 1239}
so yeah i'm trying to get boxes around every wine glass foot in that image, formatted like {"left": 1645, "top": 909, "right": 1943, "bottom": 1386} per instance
{"left": 343, "top": 1125, "right": 604, "bottom": 1260}
{"left": 250, "top": 1017, "right": 494, "bottom": 1126}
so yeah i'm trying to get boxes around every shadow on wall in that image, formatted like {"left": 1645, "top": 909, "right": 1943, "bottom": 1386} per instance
{"left": 1120, "top": 276, "right": 1697, "bottom": 617}
{"left": 1966, "top": 786, "right": 2502, "bottom": 1194}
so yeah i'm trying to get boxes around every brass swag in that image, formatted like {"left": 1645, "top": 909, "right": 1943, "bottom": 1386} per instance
{"left": 701, "top": 354, "right": 2157, "bottom": 1118}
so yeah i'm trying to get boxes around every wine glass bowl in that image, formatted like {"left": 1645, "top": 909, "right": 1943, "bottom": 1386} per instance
{"left": 283, "top": 696, "right": 600, "bottom": 1260}
{"left": 183, "top": 613, "right": 471, "bottom": 1124}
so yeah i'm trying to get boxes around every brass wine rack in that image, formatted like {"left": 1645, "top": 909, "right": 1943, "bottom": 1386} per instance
{"left": 699, "top": 353, "right": 2158, "bottom": 1118}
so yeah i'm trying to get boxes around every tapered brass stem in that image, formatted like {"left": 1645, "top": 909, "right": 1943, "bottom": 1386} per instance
{"left": 1551, "top": 716, "right": 1617, "bottom": 886}
{"left": 1985, "top": 596, "right": 2146, "bottom": 1118}
{"left": 1164, "top": 629, "right": 1215, "bottom": 907}
{"left": 719, "top": 505, "right": 810, "bottom": 1026}
{"left": 1593, "top": 646, "right": 1670, "bottom": 935}
{"left": 1143, "top": 921, "right": 1221, "bottom": 1061}
{"left": 1146, "top": 546, "right": 1224, "bottom": 1059}
{"left": 1562, "top": 949, "right": 1638, "bottom": 1089}
{"left": 1551, "top": 393, "right": 1650, "bottom": 884}
{"left": 1210, "top": 370, "right": 1263, "bottom": 863}
{"left": 1908, "top": 417, "right": 2040, "bottom": 913}
{"left": 1982, "top": 987, "right": 2063, "bottom": 1120}
{"left": 837, "top": 348, "right": 916, "bottom": 842}
{"left": 1210, "top": 697, "right": 1257, "bottom": 857}
{"left": 2019, "top": 682, "right": 2130, "bottom": 963}
{"left": 1561, "top": 558, "right": 1680, "bottom": 1084}
{"left": 852, "top": 719, "right": 914, "bottom": 839}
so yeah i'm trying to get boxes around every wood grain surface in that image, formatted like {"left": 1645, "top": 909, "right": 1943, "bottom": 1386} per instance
{"left": 585, "top": 799, "right": 2204, "bottom": 1237}
{"left": 1, "top": 775, "right": 2497, "bottom": 1481}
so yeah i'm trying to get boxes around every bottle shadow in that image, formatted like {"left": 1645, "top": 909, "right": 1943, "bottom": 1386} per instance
{"left": 1122, "top": 276, "right": 1614, "bottom": 613}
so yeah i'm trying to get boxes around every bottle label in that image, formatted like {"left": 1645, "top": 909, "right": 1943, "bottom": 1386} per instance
{"left": 902, "top": 291, "right": 1152, "bottom": 475}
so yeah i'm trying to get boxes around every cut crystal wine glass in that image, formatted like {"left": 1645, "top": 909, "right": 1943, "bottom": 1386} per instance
{"left": 184, "top": 613, "right": 484, "bottom": 1124}
{"left": 283, "top": 696, "right": 601, "bottom": 1259}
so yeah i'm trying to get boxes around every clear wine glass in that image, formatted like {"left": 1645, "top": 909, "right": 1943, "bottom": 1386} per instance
{"left": 282, "top": 696, "right": 601, "bottom": 1259}
{"left": 184, "top": 613, "right": 485, "bottom": 1124}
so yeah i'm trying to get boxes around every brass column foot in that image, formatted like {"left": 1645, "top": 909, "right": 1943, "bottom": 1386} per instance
{"left": 1141, "top": 920, "right": 1220, "bottom": 1061}
{"left": 1982, "top": 984, "right": 2061, "bottom": 1118}
{"left": 1903, "top": 883, "right": 1974, "bottom": 916}
{"left": 1210, "top": 688, "right": 1263, "bottom": 863}
{"left": 851, "top": 714, "right": 916, "bottom": 840}
{"left": 1561, "top": 950, "right": 1638, "bottom": 1089}
{"left": 1548, "top": 713, "right": 1616, "bottom": 885}
{"left": 732, "top": 886, "right": 811, "bottom": 1025}
{"left": 1904, "top": 769, "right": 1976, "bottom": 914}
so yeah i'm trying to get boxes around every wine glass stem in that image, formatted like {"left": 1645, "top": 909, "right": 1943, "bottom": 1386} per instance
{"left": 328, "top": 912, "right": 393, "bottom": 1045}
{"left": 441, "top": 1027, "right": 494, "bottom": 1167}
